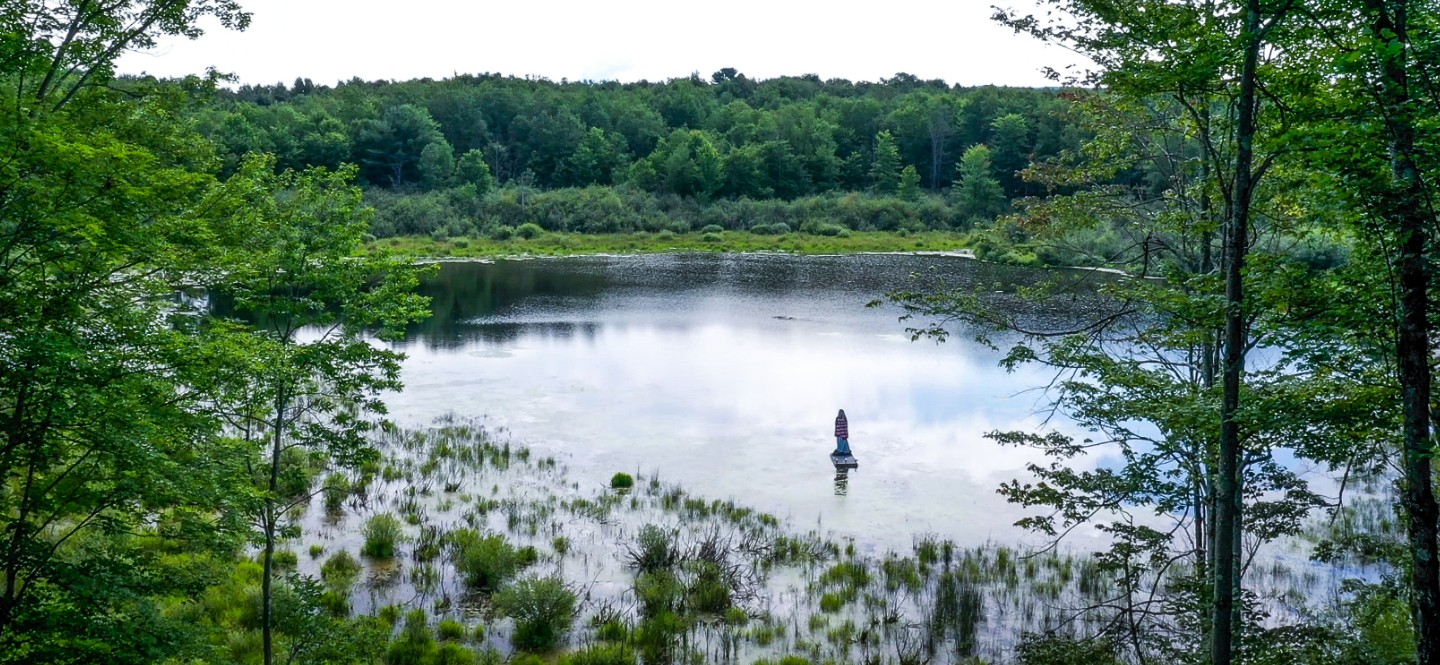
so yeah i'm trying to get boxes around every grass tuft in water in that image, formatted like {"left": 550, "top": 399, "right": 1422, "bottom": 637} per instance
{"left": 449, "top": 528, "right": 521, "bottom": 592}
{"left": 362, "top": 513, "right": 405, "bottom": 558}
{"left": 495, "top": 576, "right": 577, "bottom": 652}
{"left": 610, "top": 472, "right": 635, "bottom": 490}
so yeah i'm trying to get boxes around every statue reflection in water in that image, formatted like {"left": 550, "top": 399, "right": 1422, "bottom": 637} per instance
{"left": 831, "top": 409, "right": 857, "bottom": 495}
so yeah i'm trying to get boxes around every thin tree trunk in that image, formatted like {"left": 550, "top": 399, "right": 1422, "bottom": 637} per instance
{"left": 1198, "top": 132, "right": 1216, "bottom": 580}
{"left": 1212, "top": 2, "right": 1262, "bottom": 663}
{"left": 0, "top": 448, "right": 38, "bottom": 635}
{"left": 262, "top": 389, "right": 287, "bottom": 665}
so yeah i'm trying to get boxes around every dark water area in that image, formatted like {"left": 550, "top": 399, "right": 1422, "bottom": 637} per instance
{"left": 383, "top": 253, "right": 1125, "bottom": 554}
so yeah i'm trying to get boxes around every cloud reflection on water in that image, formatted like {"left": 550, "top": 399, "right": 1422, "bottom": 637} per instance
{"left": 386, "top": 255, "right": 1117, "bottom": 553}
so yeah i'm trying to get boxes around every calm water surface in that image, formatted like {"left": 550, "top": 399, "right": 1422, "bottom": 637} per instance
{"left": 384, "top": 254, "right": 1119, "bottom": 555}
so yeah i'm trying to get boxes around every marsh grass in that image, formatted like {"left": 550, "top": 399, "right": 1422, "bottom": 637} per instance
{"left": 627, "top": 525, "right": 679, "bottom": 574}
{"left": 322, "top": 472, "right": 352, "bottom": 513}
{"left": 610, "top": 472, "right": 635, "bottom": 490}
{"left": 269, "top": 415, "right": 1336, "bottom": 664}
{"left": 496, "top": 576, "right": 578, "bottom": 651}
{"left": 362, "top": 513, "right": 405, "bottom": 558}
{"left": 450, "top": 528, "right": 523, "bottom": 592}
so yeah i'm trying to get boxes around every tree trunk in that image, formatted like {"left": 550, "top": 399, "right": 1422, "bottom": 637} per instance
{"left": 1365, "top": 2, "right": 1440, "bottom": 662}
{"left": 1198, "top": 130, "right": 1217, "bottom": 581}
{"left": 1212, "top": 3, "right": 1262, "bottom": 663}
{"left": 262, "top": 390, "right": 287, "bottom": 665}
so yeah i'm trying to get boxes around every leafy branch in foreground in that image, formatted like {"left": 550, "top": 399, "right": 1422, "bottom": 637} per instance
{"left": 204, "top": 156, "right": 432, "bottom": 665}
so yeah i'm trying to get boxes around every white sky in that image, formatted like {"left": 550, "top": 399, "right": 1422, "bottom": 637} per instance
{"left": 115, "top": 0, "right": 1086, "bottom": 88}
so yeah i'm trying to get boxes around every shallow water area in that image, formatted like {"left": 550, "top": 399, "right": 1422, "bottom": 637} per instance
{"left": 384, "top": 253, "right": 1120, "bottom": 555}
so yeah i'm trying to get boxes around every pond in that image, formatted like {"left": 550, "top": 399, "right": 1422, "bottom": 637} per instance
{"left": 383, "top": 253, "right": 1120, "bottom": 556}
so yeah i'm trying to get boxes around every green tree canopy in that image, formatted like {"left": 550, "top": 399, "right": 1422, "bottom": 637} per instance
{"left": 952, "top": 144, "right": 1005, "bottom": 220}
{"left": 353, "top": 104, "right": 447, "bottom": 187}
{"left": 870, "top": 129, "right": 902, "bottom": 194}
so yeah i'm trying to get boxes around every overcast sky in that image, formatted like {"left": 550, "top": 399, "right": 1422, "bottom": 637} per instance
{"left": 114, "top": 0, "right": 1086, "bottom": 88}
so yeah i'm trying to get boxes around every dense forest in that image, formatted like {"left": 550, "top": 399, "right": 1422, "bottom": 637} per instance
{"left": 8, "top": 0, "right": 1440, "bottom": 665}
{"left": 187, "top": 72, "right": 1085, "bottom": 240}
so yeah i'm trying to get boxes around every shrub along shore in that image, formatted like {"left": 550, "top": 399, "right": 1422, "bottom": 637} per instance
{"left": 366, "top": 229, "right": 975, "bottom": 260}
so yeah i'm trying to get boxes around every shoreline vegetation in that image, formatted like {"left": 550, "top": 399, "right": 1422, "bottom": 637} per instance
{"left": 367, "top": 230, "right": 976, "bottom": 260}
{"left": 194, "top": 67, "right": 1108, "bottom": 272}
{"left": 194, "top": 54, "right": 1353, "bottom": 274}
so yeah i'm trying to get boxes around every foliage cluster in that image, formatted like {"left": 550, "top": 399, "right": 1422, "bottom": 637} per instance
{"left": 197, "top": 71, "right": 1074, "bottom": 202}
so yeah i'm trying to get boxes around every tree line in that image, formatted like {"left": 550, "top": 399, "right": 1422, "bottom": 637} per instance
{"left": 202, "top": 70, "right": 1078, "bottom": 196}
{"left": 182, "top": 70, "right": 1092, "bottom": 236}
